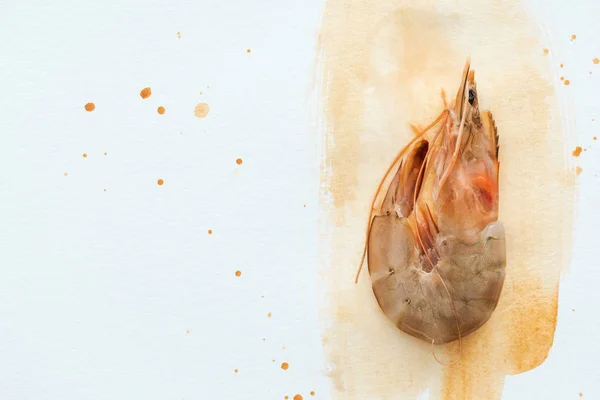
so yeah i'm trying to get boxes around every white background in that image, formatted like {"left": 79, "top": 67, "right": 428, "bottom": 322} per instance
{"left": 0, "top": 0, "right": 599, "bottom": 399}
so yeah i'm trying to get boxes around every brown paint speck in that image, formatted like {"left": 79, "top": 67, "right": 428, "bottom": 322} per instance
{"left": 103, "top": 189, "right": 106, "bottom": 192}
{"left": 194, "top": 103, "right": 210, "bottom": 118}
{"left": 157, "top": 179, "right": 164, "bottom": 186}
{"left": 281, "top": 362, "right": 289, "bottom": 370}
{"left": 236, "top": 158, "right": 243, "bottom": 165}
{"left": 310, "top": 392, "right": 315, "bottom": 396}
{"left": 593, "top": 136, "right": 597, "bottom": 140}
{"left": 64, "top": 172, "right": 68, "bottom": 176}
{"left": 234, "top": 369, "right": 238, "bottom": 373}
{"left": 84, "top": 102, "right": 95, "bottom": 112}
{"left": 235, "top": 270, "right": 241, "bottom": 277}
{"left": 560, "top": 63, "right": 563, "bottom": 68}
{"left": 594, "top": 58, "right": 599, "bottom": 64}
{"left": 177, "top": 32, "right": 181, "bottom": 39}
{"left": 542, "top": 48, "right": 549, "bottom": 55}
{"left": 140, "top": 87, "right": 151, "bottom": 99}
{"left": 560, "top": 76, "right": 564, "bottom": 81}
{"left": 186, "top": 330, "right": 190, "bottom": 334}
{"left": 247, "top": 49, "right": 251, "bottom": 53}
{"left": 285, "top": 396, "right": 289, "bottom": 400}
{"left": 576, "top": 166, "right": 583, "bottom": 175}
{"left": 104, "top": 152, "right": 107, "bottom": 156}
{"left": 267, "top": 312, "right": 272, "bottom": 318}
{"left": 82, "top": 153, "right": 87, "bottom": 158}
{"left": 572, "top": 146, "right": 582, "bottom": 157}
{"left": 293, "top": 395, "right": 303, "bottom": 400}
{"left": 157, "top": 106, "right": 165, "bottom": 114}
{"left": 208, "top": 229, "right": 213, "bottom": 235}
{"left": 580, "top": 393, "right": 583, "bottom": 397}
{"left": 564, "top": 79, "right": 570, "bottom": 85}
{"left": 571, "top": 34, "right": 577, "bottom": 41}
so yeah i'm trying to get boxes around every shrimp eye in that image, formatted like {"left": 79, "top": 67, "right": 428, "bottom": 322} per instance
{"left": 468, "top": 89, "right": 475, "bottom": 105}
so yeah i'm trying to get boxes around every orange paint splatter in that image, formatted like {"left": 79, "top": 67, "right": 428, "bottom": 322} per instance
{"left": 572, "top": 146, "right": 582, "bottom": 157}
{"left": 310, "top": 392, "right": 315, "bottom": 396}
{"left": 82, "top": 153, "right": 87, "bottom": 158}
{"left": 542, "top": 48, "right": 549, "bottom": 55}
{"left": 560, "top": 76, "right": 564, "bottom": 81}
{"left": 208, "top": 229, "right": 213, "bottom": 235}
{"left": 234, "top": 369, "right": 238, "bottom": 373}
{"left": 84, "top": 102, "right": 95, "bottom": 112}
{"left": 580, "top": 392, "right": 583, "bottom": 397}
{"left": 576, "top": 166, "right": 582, "bottom": 175}
{"left": 267, "top": 312, "right": 272, "bottom": 318}
{"left": 157, "top": 179, "right": 164, "bottom": 186}
{"left": 293, "top": 395, "right": 303, "bottom": 400}
{"left": 247, "top": 49, "right": 251, "bottom": 53}
{"left": 236, "top": 158, "right": 243, "bottom": 165}
{"left": 564, "top": 79, "right": 570, "bottom": 85}
{"left": 140, "top": 87, "right": 151, "bottom": 99}
{"left": 235, "top": 270, "right": 242, "bottom": 277}
{"left": 281, "top": 362, "right": 289, "bottom": 370}
{"left": 560, "top": 63, "right": 563, "bottom": 68}
{"left": 285, "top": 396, "right": 289, "bottom": 400}
{"left": 194, "top": 103, "right": 210, "bottom": 118}
{"left": 157, "top": 106, "right": 165, "bottom": 114}
{"left": 593, "top": 136, "right": 597, "bottom": 140}
{"left": 571, "top": 34, "right": 577, "bottom": 41}
{"left": 594, "top": 58, "right": 599, "bottom": 65}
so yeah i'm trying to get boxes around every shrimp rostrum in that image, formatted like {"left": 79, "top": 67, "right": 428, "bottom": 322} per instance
{"left": 358, "top": 59, "right": 506, "bottom": 352}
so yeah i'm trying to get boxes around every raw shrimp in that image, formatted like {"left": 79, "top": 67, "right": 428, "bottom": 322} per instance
{"left": 356, "top": 58, "right": 506, "bottom": 361}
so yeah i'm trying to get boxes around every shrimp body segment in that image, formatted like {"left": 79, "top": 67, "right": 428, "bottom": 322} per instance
{"left": 366, "top": 60, "right": 506, "bottom": 344}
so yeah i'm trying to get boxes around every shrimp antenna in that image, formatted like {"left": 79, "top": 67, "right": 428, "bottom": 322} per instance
{"left": 354, "top": 110, "right": 448, "bottom": 284}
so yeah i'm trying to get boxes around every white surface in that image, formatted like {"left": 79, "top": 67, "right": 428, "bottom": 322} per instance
{"left": 0, "top": 0, "right": 598, "bottom": 399}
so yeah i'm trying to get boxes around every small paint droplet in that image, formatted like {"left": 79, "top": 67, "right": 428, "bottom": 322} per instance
{"left": 157, "top": 106, "right": 165, "bottom": 114}
{"left": 571, "top": 34, "right": 576, "bottom": 41}
{"left": 247, "top": 49, "right": 251, "bottom": 53}
{"left": 593, "top": 136, "right": 597, "bottom": 140}
{"left": 560, "top": 76, "right": 564, "bottom": 81}
{"left": 261, "top": 295, "right": 264, "bottom": 299}
{"left": 234, "top": 369, "right": 238, "bottom": 373}
{"left": 236, "top": 158, "right": 243, "bottom": 165}
{"left": 103, "top": 188, "right": 107, "bottom": 192}
{"left": 186, "top": 329, "right": 190, "bottom": 334}
{"left": 84, "top": 102, "right": 95, "bottom": 112}
{"left": 263, "top": 338, "right": 266, "bottom": 341}
{"left": 281, "top": 362, "right": 289, "bottom": 370}
{"left": 83, "top": 153, "right": 88, "bottom": 158}
{"left": 310, "top": 392, "right": 315, "bottom": 396}
{"left": 157, "top": 179, "right": 164, "bottom": 186}
{"left": 580, "top": 393, "right": 583, "bottom": 397}
{"left": 572, "top": 308, "right": 575, "bottom": 312}
{"left": 294, "top": 395, "right": 303, "bottom": 400}
{"left": 104, "top": 152, "right": 107, "bottom": 156}
{"left": 594, "top": 58, "right": 599, "bottom": 65}
{"left": 207, "top": 229, "right": 213, "bottom": 235}
{"left": 267, "top": 312, "right": 272, "bottom": 318}
{"left": 194, "top": 103, "right": 210, "bottom": 118}
{"left": 584, "top": 148, "right": 587, "bottom": 152}
{"left": 542, "top": 48, "right": 549, "bottom": 55}
{"left": 64, "top": 172, "right": 68, "bottom": 176}
{"left": 177, "top": 31, "right": 181, "bottom": 39}
{"left": 140, "top": 87, "right": 152, "bottom": 99}
{"left": 285, "top": 396, "right": 289, "bottom": 400}
{"left": 572, "top": 146, "right": 582, "bottom": 157}
{"left": 564, "top": 79, "right": 570, "bottom": 85}
{"left": 576, "top": 166, "right": 582, "bottom": 175}
{"left": 560, "top": 63, "right": 563, "bottom": 68}
{"left": 303, "top": 204, "right": 306, "bottom": 208}
{"left": 235, "top": 270, "right": 241, "bottom": 277}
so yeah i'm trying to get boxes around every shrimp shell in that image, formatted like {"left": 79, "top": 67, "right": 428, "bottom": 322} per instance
{"left": 364, "top": 59, "right": 506, "bottom": 345}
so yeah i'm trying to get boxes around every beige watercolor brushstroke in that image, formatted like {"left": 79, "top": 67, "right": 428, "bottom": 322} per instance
{"left": 316, "top": 0, "right": 576, "bottom": 399}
